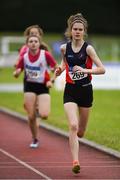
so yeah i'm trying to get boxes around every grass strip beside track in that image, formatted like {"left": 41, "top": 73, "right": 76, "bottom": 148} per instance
{"left": 0, "top": 89, "right": 120, "bottom": 152}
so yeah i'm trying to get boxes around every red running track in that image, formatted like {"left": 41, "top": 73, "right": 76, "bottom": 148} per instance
{"left": 0, "top": 110, "right": 120, "bottom": 179}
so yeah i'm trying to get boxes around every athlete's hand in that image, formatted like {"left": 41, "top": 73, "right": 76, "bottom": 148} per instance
{"left": 13, "top": 68, "right": 21, "bottom": 78}
{"left": 46, "top": 80, "right": 53, "bottom": 88}
{"left": 73, "top": 66, "right": 86, "bottom": 73}
{"left": 55, "top": 67, "right": 62, "bottom": 76}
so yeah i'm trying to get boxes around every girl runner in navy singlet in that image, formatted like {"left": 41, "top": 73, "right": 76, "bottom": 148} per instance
{"left": 55, "top": 12, "right": 105, "bottom": 174}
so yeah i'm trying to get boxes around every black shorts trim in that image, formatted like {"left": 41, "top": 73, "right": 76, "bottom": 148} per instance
{"left": 24, "top": 81, "right": 49, "bottom": 95}
{"left": 64, "top": 83, "right": 93, "bottom": 107}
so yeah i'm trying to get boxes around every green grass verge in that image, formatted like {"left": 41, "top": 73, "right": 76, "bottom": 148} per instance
{"left": 0, "top": 67, "right": 23, "bottom": 83}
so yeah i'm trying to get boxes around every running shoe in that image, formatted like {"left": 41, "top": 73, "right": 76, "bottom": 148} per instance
{"left": 29, "top": 138, "right": 39, "bottom": 148}
{"left": 72, "top": 160, "right": 80, "bottom": 174}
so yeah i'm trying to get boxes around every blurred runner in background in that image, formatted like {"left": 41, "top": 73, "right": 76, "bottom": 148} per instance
{"left": 13, "top": 34, "right": 57, "bottom": 148}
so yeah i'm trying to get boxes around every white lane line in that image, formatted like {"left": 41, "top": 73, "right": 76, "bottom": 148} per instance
{"left": 0, "top": 161, "right": 119, "bottom": 164}
{"left": 0, "top": 148, "right": 52, "bottom": 180}
{"left": 0, "top": 165, "right": 120, "bottom": 168}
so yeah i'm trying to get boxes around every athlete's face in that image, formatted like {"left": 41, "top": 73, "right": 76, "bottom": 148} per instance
{"left": 71, "top": 23, "right": 85, "bottom": 40}
{"left": 27, "top": 37, "right": 40, "bottom": 50}
{"left": 29, "top": 28, "right": 40, "bottom": 36}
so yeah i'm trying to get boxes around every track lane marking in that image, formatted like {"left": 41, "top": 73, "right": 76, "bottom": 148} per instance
{"left": 0, "top": 148, "right": 52, "bottom": 180}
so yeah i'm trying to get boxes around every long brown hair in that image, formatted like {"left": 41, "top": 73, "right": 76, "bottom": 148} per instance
{"left": 65, "top": 13, "right": 88, "bottom": 40}
{"left": 24, "top": 25, "right": 49, "bottom": 51}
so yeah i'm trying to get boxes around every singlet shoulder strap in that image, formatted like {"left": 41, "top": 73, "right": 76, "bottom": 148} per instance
{"left": 65, "top": 41, "right": 71, "bottom": 55}
{"left": 82, "top": 41, "right": 88, "bottom": 49}
{"left": 39, "top": 49, "right": 46, "bottom": 63}
{"left": 66, "top": 41, "right": 71, "bottom": 49}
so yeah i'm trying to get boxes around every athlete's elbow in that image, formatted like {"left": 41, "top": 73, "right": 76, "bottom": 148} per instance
{"left": 98, "top": 67, "right": 105, "bottom": 74}
{"left": 101, "top": 67, "right": 106, "bottom": 74}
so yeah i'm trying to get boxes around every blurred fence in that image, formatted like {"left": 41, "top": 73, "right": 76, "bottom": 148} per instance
{"left": 0, "top": 35, "right": 120, "bottom": 67}
{"left": 0, "top": 36, "right": 25, "bottom": 67}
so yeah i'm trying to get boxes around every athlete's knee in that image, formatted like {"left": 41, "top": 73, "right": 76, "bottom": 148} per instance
{"left": 24, "top": 103, "right": 32, "bottom": 114}
{"left": 70, "top": 123, "right": 78, "bottom": 132}
{"left": 28, "top": 113, "right": 35, "bottom": 121}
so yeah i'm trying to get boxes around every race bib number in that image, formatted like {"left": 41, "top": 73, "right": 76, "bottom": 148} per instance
{"left": 26, "top": 69, "right": 41, "bottom": 80}
{"left": 69, "top": 71, "right": 88, "bottom": 81}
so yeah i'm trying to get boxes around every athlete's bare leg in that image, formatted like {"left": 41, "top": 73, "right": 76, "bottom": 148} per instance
{"left": 64, "top": 102, "right": 79, "bottom": 162}
{"left": 24, "top": 92, "right": 37, "bottom": 139}
{"left": 77, "top": 107, "right": 91, "bottom": 138}
{"left": 37, "top": 94, "right": 51, "bottom": 119}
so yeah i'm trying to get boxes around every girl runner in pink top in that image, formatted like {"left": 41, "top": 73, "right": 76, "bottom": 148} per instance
{"left": 13, "top": 34, "right": 57, "bottom": 148}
